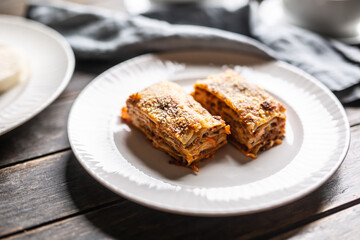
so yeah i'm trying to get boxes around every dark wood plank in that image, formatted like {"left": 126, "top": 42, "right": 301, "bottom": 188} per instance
{"left": 3, "top": 125, "right": 360, "bottom": 239}
{"left": 0, "top": 0, "right": 124, "bottom": 17}
{"left": 272, "top": 202, "right": 360, "bottom": 240}
{"left": 0, "top": 150, "right": 121, "bottom": 237}
{"left": 57, "top": 70, "right": 95, "bottom": 101}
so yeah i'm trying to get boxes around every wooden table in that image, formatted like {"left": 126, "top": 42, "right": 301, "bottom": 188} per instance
{"left": 1, "top": 1, "right": 360, "bottom": 239}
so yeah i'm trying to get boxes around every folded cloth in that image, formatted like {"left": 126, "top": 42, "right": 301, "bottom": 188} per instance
{"left": 26, "top": 2, "right": 360, "bottom": 103}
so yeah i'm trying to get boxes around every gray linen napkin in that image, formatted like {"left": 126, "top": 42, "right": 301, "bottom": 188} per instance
{"left": 26, "top": 2, "right": 360, "bottom": 103}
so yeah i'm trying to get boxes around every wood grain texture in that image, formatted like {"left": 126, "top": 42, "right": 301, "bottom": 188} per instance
{"left": 0, "top": 98, "right": 72, "bottom": 167}
{"left": 272, "top": 202, "right": 360, "bottom": 240}
{"left": 0, "top": 0, "right": 125, "bottom": 17}
{"left": 0, "top": 151, "right": 121, "bottom": 237}
{"left": 3, "top": 125, "right": 360, "bottom": 239}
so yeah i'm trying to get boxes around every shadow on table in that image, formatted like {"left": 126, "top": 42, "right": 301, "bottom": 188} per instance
{"left": 65, "top": 153, "right": 342, "bottom": 239}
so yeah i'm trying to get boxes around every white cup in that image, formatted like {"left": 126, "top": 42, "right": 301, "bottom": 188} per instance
{"left": 283, "top": 0, "right": 360, "bottom": 37}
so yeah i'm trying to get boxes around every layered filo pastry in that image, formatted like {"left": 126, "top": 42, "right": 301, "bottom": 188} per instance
{"left": 193, "top": 69, "right": 286, "bottom": 159}
{"left": 122, "top": 81, "right": 230, "bottom": 172}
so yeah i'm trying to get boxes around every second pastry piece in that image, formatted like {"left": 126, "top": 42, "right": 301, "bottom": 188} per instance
{"left": 193, "top": 69, "right": 286, "bottom": 158}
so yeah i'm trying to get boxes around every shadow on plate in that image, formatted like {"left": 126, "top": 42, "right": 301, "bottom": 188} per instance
{"left": 114, "top": 121, "right": 295, "bottom": 187}
{"left": 115, "top": 124, "right": 194, "bottom": 179}
{"left": 114, "top": 122, "right": 256, "bottom": 180}
{"left": 213, "top": 142, "right": 253, "bottom": 165}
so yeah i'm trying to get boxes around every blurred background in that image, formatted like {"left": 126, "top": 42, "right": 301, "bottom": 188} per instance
{"left": 0, "top": 0, "right": 251, "bottom": 15}
{"left": 2, "top": 0, "right": 359, "bottom": 45}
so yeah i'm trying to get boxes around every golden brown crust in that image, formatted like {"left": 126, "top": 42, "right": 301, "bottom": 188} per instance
{"left": 193, "top": 69, "right": 286, "bottom": 158}
{"left": 194, "top": 69, "right": 286, "bottom": 134}
{"left": 124, "top": 81, "right": 229, "bottom": 169}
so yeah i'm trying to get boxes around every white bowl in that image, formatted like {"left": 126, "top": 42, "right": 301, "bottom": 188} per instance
{"left": 283, "top": 0, "right": 360, "bottom": 37}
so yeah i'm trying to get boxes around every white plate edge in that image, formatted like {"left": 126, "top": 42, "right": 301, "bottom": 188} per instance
{"left": 0, "top": 15, "right": 75, "bottom": 136}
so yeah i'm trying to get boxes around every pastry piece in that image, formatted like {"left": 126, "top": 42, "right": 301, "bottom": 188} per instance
{"left": 193, "top": 69, "right": 286, "bottom": 158}
{"left": 122, "top": 81, "right": 230, "bottom": 171}
{"left": 0, "top": 46, "right": 29, "bottom": 93}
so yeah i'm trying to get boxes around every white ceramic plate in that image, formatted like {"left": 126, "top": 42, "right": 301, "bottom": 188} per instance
{"left": 0, "top": 15, "right": 75, "bottom": 135}
{"left": 68, "top": 50, "right": 350, "bottom": 216}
